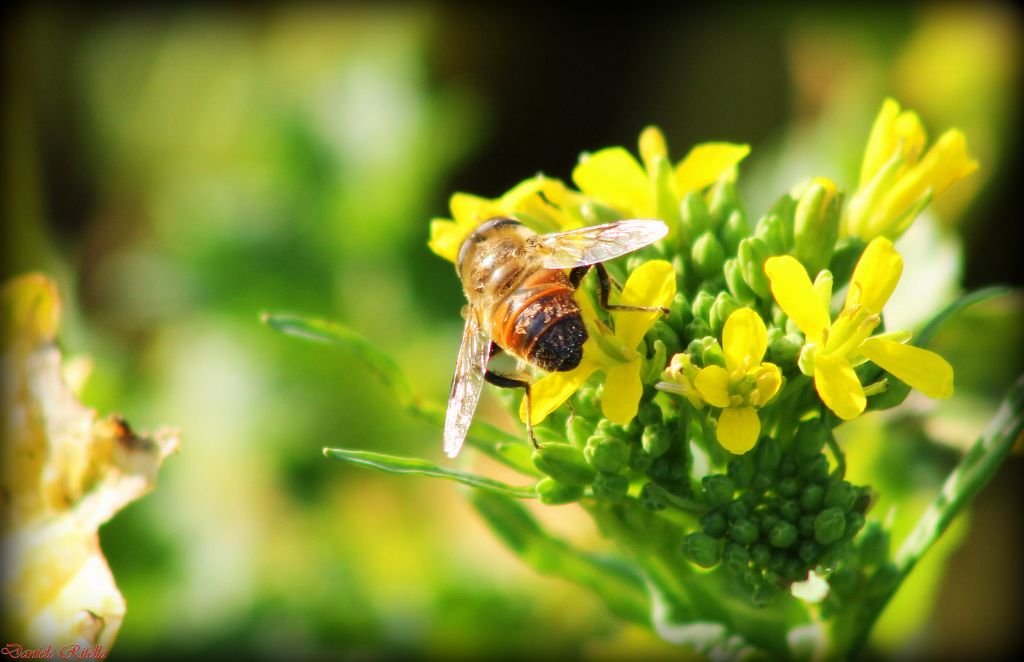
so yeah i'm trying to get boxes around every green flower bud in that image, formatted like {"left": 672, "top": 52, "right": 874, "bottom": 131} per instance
{"left": 776, "top": 477, "right": 803, "bottom": 499}
{"left": 692, "top": 231, "right": 726, "bottom": 278}
{"left": 798, "top": 514, "right": 816, "bottom": 540}
{"left": 842, "top": 512, "right": 866, "bottom": 542}
{"left": 759, "top": 513, "right": 781, "bottom": 535}
{"left": 727, "top": 456, "right": 755, "bottom": 489}
{"left": 814, "top": 507, "right": 847, "bottom": 545}
{"left": 769, "top": 551, "right": 787, "bottom": 574}
{"left": 691, "top": 290, "right": 715, "bottom": 323}
{"left": 793, "top": 178, "right": 842, "bottom": 276}
{"left": 825, "top": 480, "right": 858, "bottom": 512}
{"left": 637, "top": 401, "right": 663, "bottom": 427}
{"left": 778, "top": 458, "right": 797, "bottom": 477}
{"left": 751, "top": 543, "right": 772, "bottom": 568}
{"left": 727, "top": 500, "right": 750, "bottom": 521}
{"left": 680, "top": 191, "right": 712, "bottom": 247}
{"left": 768, "top": 333, "right": 803, "bottom": 367}
{"left": 640, "top": 482, "right": 667, "bottom": 511}
{"left": 720, "top": 209, "right": 749, "bottom": 255}
{"left": 751, "top": 473, "right": 774, "bottom": 494}
{"left": 755, "top": 213, "right": 787, "bottom": 254}
{"left": 755, "top": 437, "right": 782, "bottom": 474}
{"left": 536, "top": 477, "right": 585, "bottom": 505}
{"left": 628, "top": 448, "right": 653, "bottom": 474}
{"left": 686, "top": 318, "right": 712, "bottom": 342}
{"left": 592, "top": 471, "right": 629, "bottom": 501}
{"left": 723, "top": 542, "right": 751, "bottom": 575}
{"left": 594, "top": 419, "right": 626, "bottom": 440}
{"left": 641, "top": 423, "right": 671, "bottom": 459}
{"left": 778, "top": 499, "right": 801, "bottom": 523}
{"left": 574, "top": 384, "right": 601, "bottom": 419}
{"left": 793, "top": 421, "right": 828, "bottom": 459}
{"left": 647, "top": 320, "right": 681, "bottom": 361}
{"left": 692, "top": 336, "right": 725, "bottom": 368}
{"left": 799, "top": 454, "right": 831, "bottom": 483}
{"left": 707, "top": 176, "right": 739, "bottom": 229}
{"left": 585, "top": 436, "right": 630, "bottom": 474}
{"left": 798, "top": 540, "right": 820, "bottom": 564}
{"left": 567, "top": 415, "right": 596, "bottom": 448}
{"left": 724, "top": 258, "right": 757, "bottom": 304}
{"left": 667, "top": 292, "right": 691, "bottom": 334}
{"left": 702, "top": 510, "right": 728, "bottom": 538}
{"left": 702, "top": 474, "right": 735, "bottom": 508}
{"left": 782, "top": 557, "right": 805, "bottom": 582}
{"left": 769, "top": 521, "right": 798, "bottom": 548}
{"left": 683, "top": 532, "right": 723, "bottom": 568}
{"left": 533, "top": 443, "right": 596, "bottom": 486}
{"left": 800, "top": 484, "right": 825, "bottom": 513}
{"left": 709, "top": 292, "right": 741, "bottom": 337}
{"left": 737, "top": 236, "right": 773, "bottom": 299}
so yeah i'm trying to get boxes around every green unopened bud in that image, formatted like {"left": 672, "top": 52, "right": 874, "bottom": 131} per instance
{"left": 692, "top": 231, "right": 726, "bottom": 278}
{"left": 567, "top": 415, "right": 596, "bottom": 447}
{"left": 794, "top": 178, "right": 842, "bottom": 276}
{"left": 585, "top": 435, "right": 630, "bottom": 473}
{"left": 691, "top": 336, "right": 725, "bottom": 369}
{"left": 679, "top": 191, "right": 712, "bottom": 247}
{"left": 723, "top": 542, "right": 751, "bottom": 576}
{"left": 701, "top": 510, "right": 728, "bottom": 537}
{"left": 727, "top": 500, "right": 750, "bottom": 521}
{"left": 724, "top": 258, "right": 757, "bottom": 304}
{"left": 686, "top": 318, "right": 711, "bottom": 341}
{"left": 720, "top": 209, "right": 749, "bottom": 255}
{"left": 637, "top": 401, "right": 663, "bottom": 427}
{"left": 592, "top": 471, "right": 629, "bottom": 501}
{"left": 667, "top": 292, "right": 691, "bottom": 334}
{"left": 769, "top": 333, "right": 803, "bottom": 367}
{"left": 702, "top": 474, "right": 735, "bottom": 508}
{"left": 691, "top": 290, "right": 715, "bottom": 323}
{"left": 709, "top": 292, "right": 741, "bottom": 336}
{"left": 799, "top": 454, "right": 830, "bottom": 484}
{"left": 728, "top": 456, "right": 755, "bottom": 488}
{"left": 536, "top": 477, "right": 585, "bottom": 505}
{"left": 707, "top": 175, "right": 739, "bottom": 228}
{"left": 825, "top": 480, "right": 857, "bottom": 512}
{"left": 641, "top": 423, "right": 671, "bottom": 459}
{"left": 777, "top": 477, "right": 803, "bottom": 499}
{"left": 640, "top": 482, "right": 667, "bottom": 511}
{"left": 798, "top": 514, "right": 816, "bottom": 540}
{"left": 737, "top": 236, "right": 773, "bottom": 299}
{"left": 751, "top": 543, "right": 772, "bottom": 568}
{"left": 683, "top": 532, "right": 723, "bottom": 568}
{"left": 754, "top": 437, "right": 781, "bottom": 474}
{"left": 729, "top": 518, "right": 760, "bottom": 545}
{"left": 647, "top": 321, "right": 681, "bottom": 362}
{"left": 842, "top": 511, "right": 865, "bottom": 542}
{"left": 533, "top": 443, "right": 595, "bottom": 486}
{"left": 800, "top": 484, "right": 825, "bottom": 513}
{"left": 769, "top": 521, "right": 798, "bottom": 548}
{"left": 798, "top": 540, "right": 820, "bottom": 564}
{"left": 814, "top": 507, "right": 846, "bottom": 545}
{"left": 755, "top": 213, "right": 788, "bottom": 254}
{"left": 779, "top": 499, "right": 802, "bottom": 523}
{"left": 628, "top": 446, "right": 653, "bottom": 473}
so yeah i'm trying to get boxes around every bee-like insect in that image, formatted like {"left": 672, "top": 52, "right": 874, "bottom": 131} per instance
{"left": 443, "top": 217, "right": 669, "bottom": 458}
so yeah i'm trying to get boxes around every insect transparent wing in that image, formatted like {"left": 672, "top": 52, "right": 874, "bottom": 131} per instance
{"left": 531, "top": 219, "right": 668, "bottom": 269}
{"left": 443, "top": 312, "right": 491, "bottom": 458}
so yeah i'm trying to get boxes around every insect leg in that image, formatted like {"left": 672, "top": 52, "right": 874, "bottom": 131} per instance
{"left": 484, "top": 370, "right": 539, "bottom": 449}
{"left": 594, "top": 263, "right": 671, "bottom": 315}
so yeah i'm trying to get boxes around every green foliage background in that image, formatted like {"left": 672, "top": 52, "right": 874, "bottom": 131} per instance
{"left": 4, "top": 5, "right": 1021, "bottom": 659}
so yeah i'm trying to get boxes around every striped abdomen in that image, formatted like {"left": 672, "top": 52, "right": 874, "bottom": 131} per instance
{"left": 490, "top": 269, "right": 588, "bottom": 372}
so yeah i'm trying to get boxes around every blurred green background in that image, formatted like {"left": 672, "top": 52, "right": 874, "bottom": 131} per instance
{"left": 4, "top": 4, "right": 1022, "bottom": 659}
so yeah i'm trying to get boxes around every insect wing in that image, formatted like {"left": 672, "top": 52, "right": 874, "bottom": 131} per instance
{"left": 443, "top": 312, "right": 491, "bottom": 458}
{"left": 532, "top": 219, "right": 668, "bottom": 269}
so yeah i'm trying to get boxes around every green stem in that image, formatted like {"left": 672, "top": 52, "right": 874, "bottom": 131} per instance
{"left": 837, "top": 375, "right": 1024, "bottom": 657}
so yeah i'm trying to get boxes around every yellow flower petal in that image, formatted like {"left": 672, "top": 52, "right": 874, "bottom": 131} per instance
{"left": 520, "top": 358, "right": 601, "bottom": 424}
{"left": 753, "top": 362, "right": 782, "bottom": 405}
{"left": 722, "top": 308, "right": 767, "bottom": 371}
{"left": 764, "top": 255, "right": 829, "bottom": 344}
{"left": 859, "top": 98, "right": 902, "bottom": 187}
{"left": 639, "top": 126, "right": 669, "bottom": 172}
{"left": 814, "top": 353, "right": 866, "bottom": 420}
{"left": 674, "top": 143, "right": 750, "bottom": 193}
{"left": 859, "top": 337, "right": 954, "bottom": 399}
{"left": 846, "top": 237, "right": 903, "bottom": 313}
{"left": 572, "top": 147, "right": 649, "bottom": 213}
{"left": 614, "top": 259, "right": 676, "bottom": 348}
{"left": 602, "top": 359, "right": 644, "bottom": 425}
{"left": 450, "top": 192, "right": 493, "bottom": 224}
{"left": 717, "top": 406, "right": 761, "bottom": 454}
{"left": 428, "top": 219, "right": 466, "bottom": 263}
{"left": 694, "top": 365, "right": 732, "bottom": 408}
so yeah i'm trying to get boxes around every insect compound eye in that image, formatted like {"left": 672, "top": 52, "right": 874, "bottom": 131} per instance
{"left": 456, "top": 217, "right": 523, "bottom": 277}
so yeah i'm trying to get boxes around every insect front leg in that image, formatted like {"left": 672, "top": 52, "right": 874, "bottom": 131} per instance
{"left": 484, "top": 346, "right": 539, "bottom": 449}
{"left": 570, "top": 263, "right": 671, "bottom": 315}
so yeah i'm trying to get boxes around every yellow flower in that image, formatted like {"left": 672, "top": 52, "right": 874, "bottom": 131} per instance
{"left": 428, "top": 176, "right": 583, "bottom": 263}
{"left": 845, "top": 98, "right": 978, "bottom": 240}
{"left": 692, "top": 309, "right": 782, "bottom": 454}
{"left": 657, "top": 352, "right": 705, "bottom": 410}
{"left": 520, "top": 260, "right": 676, "bottom": 426}
{"left": 572, "top": 126, "right": 749, "bottom": 219}
{"left": 765, "top": 237, "right": 954, "bottom": 420}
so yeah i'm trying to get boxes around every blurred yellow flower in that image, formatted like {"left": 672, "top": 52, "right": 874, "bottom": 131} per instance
{"left": 765, "top": 238, "right": 954, "bottom": 420}
{"left": 845, "top": 98, "right": 978, "bottom": 240}
{"left": 693, "top": 309, "right": 782, "bottom": 454}
{"left": 572, "top": 126, "right": 749, "bottom": 219}
{"left": 520, "top": 260, "right": 675, "bottom": 426}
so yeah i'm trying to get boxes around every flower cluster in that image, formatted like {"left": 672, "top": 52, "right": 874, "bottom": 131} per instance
{"left": 424, "top": 99, "right": 974, "bottom": 609}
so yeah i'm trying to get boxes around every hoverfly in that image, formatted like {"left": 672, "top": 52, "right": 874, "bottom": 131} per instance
{"left": 443, "top": 217, "right": 669, "bottom": 458}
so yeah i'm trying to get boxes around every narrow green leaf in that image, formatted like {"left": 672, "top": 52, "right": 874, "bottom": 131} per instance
{"left": 324, "top": 448, "right": 537, "bottom": 498}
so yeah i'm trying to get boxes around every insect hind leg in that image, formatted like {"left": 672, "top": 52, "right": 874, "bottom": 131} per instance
{"left": 484, "top": 369, "right": 539, "bottom": 449}
{"left": 571, "top": 263, "right": 671, "bottom": 315}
